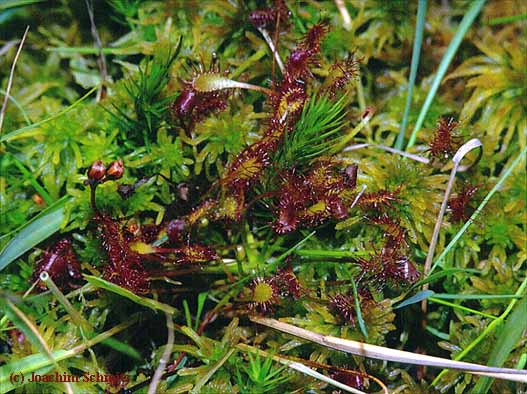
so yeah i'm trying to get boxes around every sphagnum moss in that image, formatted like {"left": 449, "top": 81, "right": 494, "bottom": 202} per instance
{"left": 0, "top": 1, "right": 525, "bottom": 394}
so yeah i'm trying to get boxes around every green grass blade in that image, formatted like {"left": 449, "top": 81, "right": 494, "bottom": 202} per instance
{"left": 0, "top": 195, "right": 69, "bottom": 243}
{"left": 432, "top": 275, "right": 527, "bottom": 385}
{"left": 0, "top": 89, "right": 31, "bottom": 125}
{"left": 430, "top": 146, "right": 527, "bottom": 274}
{"left": 47, "top": 46, "right": 137, "bottom": 55}
{"left": 271, "top": 231, "right": 316, "bottom": 265}
{"left": 406, "top": 0, "right": 486, "bottom": 149}
{"left": 0, "top": 357, "right": 58, "bottom": 394}
{"left": 294, "top": 249, "right": 370, "bottom": 259}
{"left": 430, "top": 297, "right": 497, "bottom": 319}
{"left": 425, "top": 325, "right": 450, "bottom": 340}
{"left": 0, "top": 318, "right": 137, "bottom": 393}
{"left": 0, "top": 293, "right": 56, "bottom": 359}
{"left": 0, "top": 197, "right": 69, "bottom": 271}
{"left": 517, "top": 354, "right": 527, "bottom": 370}
{"left": 431, "top": 294, "right": 521, "bottom": 300}
{"left": 395, "top": 290, "right": 435, "bottom": 309}
{"left": 84, "top": 275, "right": 177, "bottom": 315}
{"left": 472, "top": 296, "right": 527, "bottom": 394}
{"left": 351, "top": 278, "right": 368, "bottom": 339}
{"left": 411, "top": 268, "right": 479, "bottom": 288}
{"left": 0, "top": 86, "right": 97, "bottom": 143}
{"left": 395, "top": 0, "right": 427, "bottom": 150}
{"left": 195, "top": 292, "right": 208, "bottom": 331}
{"left": 100, "top": 337, "right": 142, "bottom": 361}
{"left": 9, "top": 153, "right": 53, "bottom": 205}
{"left": 183, "top": 299, "right": 192, "bottom": 327}
{"left": 0, "top": 0, "right": 44, "bottom": 9}
{"left": 487, "top": 13, "right": 527, "bottom": 25}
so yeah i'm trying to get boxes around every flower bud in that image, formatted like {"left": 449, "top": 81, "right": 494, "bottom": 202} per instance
{"left": 106, "top": 159, "right": 124, "bottom": 180}
{"left": 87, "top": 160, "right": 106, "bottom": 182}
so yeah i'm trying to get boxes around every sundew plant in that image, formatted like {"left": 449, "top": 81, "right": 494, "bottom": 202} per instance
{"left": 0, "top": 1, "right": 526, "bottom": 394}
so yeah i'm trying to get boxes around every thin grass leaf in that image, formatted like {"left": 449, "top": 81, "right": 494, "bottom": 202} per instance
{"left": 394, "top": 290, "right": 435, "bottom": 309}
{"left": 487, "top": 13, "right": 527, "bottom": 25}
{"left": 47, "top": 46, "right": 137, "bottom": 55}
{"left": 270, "top": 231, "right": 316, "bottom": 266}
{"left": 84, "top": 275, "right": 177, "bottom": 315}
{"left": 395, "top": 0, "right": 427, "bottom": 149}
{"left": 411, "top": 268, "right": 479, "bottom": 289}
{"left": 0, "top": 292, "right": 56, "bottom": 359}
{"left": 229, "top": 48, "right": 267, "bottom": 79}
{"left": 344, "top": 143, "right": 430, "bottom": 163}
{"left": 428, "top": 297, "right": 498, "bottom": 320}
{"left": 237, "top": 343, "right": 366, "bottom": 394}
{"left": 422, "top": 139, "right": 482, "bottom": 309}
{"left": 0, "top": 292, "right": 74, "bottom": 394}
{"left": 0, "top": 195, "right": 69, "bottom": 243}
{"left": 100, "top": 337, "right": 142, "bottom": 360}
{"left": 0, "top": 26, "right": 28, "bottom": 134}
{"left": 190, "top": 348, "right": 236, "bottom": 394}
{"left": 294, "top": 249, "right": 370, "bottom": 259}
{"left": 431, "top": 294, "right": 521, "bottom": 300}
{"left": 432, "top": 275, "right": 527, "bottom": 385}
{"left": 148, "top": 312, "right": 175, "bottom": 394}
{"left": 0, "top": 86, "right": 98, "bottom": 142}
{"left": 0, "top": 197, "right": 69, "bottom": 271}
{"left": 425, "top": 325, "right": 450, "bottom": 340}
{"left": 290, "top": 361, "right": 367, "bottom": 394}
{"left": 9, "top": 153, "right": 53, "bottom": 205}
{"left": 0, "top": 318, "right": 137, "bottom": 393}
{"left": 351, "top": 278, "right": 368, "bottom": 339}
{"left": 40, "top": 272, "right": 92, "bottom": 332}
{"left": 183, "top": 299, "right": 192, "bottom": 327}
{"left": 517, "top": 354, "right": 527, "bottom": 369}
{"left": 195, "top": 292, "right": 208, "bottom": 331}
{"left": 406, "top": 0, "right": 486, "bottom": 149}
{"left": 0, "top": 0, "right": 44, "bottom": 9}
{"left": 0, "top": 88, "right": 31, "bottom": 125}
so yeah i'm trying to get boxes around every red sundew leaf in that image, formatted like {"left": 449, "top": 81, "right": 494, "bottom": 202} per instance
{"left": 357, "top": 187, "right": 401, "bottom": 212}
{"left": 306, "top": 160, "right": 345, "bottom": 196}
{"left": 329, "top": 370, "right": 366, "bottom": 390}
{"left": 368, "top": 213, "right": 408, "bottom": 247}
{"left": 95, "top": 214, "right": 150, "bottom": 293}
{"left": 300, "top": 22, "right": 329, "bottom": 53}
{"left": 272, "top": 162, "right": 354, "bottom": 233}
{"left": 249, "top": 277, "right": 281, "bottom": 314}
{"left": 273, "top": 170, "right": 310, "bottom": 234}
{"left": 223, "top": 140, "right": 273, "bottom": 190}
{"left": 186, "top": 199, "right": 217, "bottom": 226}
{"left": 248, "top": 0, "right": 290, "bottom": 30}
{"left": 330, "top": 294, "right": 356, "bottom": 326}
{"left": 33, "top": 238, "right": 82, "bottom": 291}
{"left": 428, "top": 117, "right": 464, "bottom": 160}
{"left": 269, "top": 267, "right": 303, "bottom": 298}
{"left": 270, "top": 81, "right": 307, "bottom": 123}
{"left": 322, "top": 56, "right": 361, "bottom": 99}
{"left": 173, "top": 244, "right": 218, "bottom": 264}
{"left": 448, "top": 183, "right": 479, "bottom": 223}
{"left": 105, "top": 263, "right": 149, "bottom": 294}
{"left": 170, "top": 60, "right": 230, "bottom": 131}
{"left": 380, "top": 240, "right": 420, "bottom": 285}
